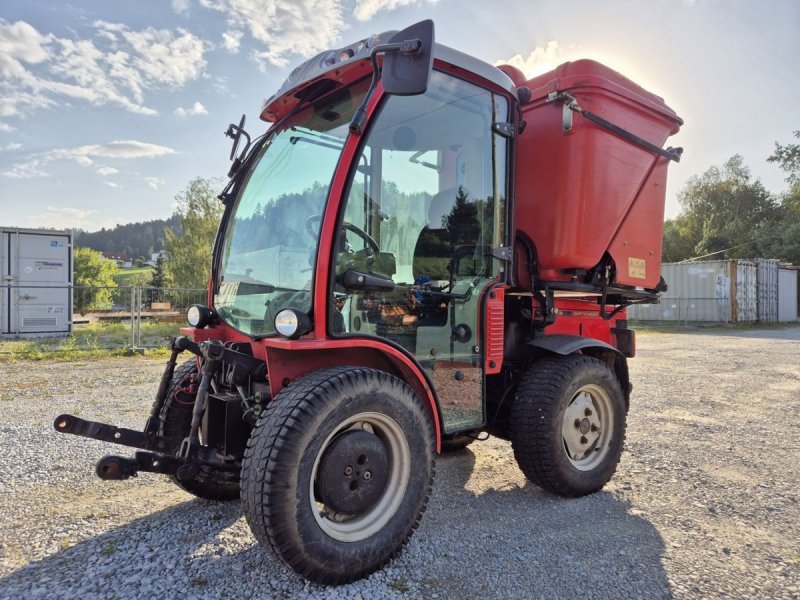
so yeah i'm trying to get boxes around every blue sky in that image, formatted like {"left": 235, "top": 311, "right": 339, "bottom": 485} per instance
{"left": 1, "top": 0, "right": 798, "bottom": 232}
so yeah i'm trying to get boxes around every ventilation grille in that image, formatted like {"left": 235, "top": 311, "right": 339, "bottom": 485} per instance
{"left": 22, "top": 317, "right": 58, "bottom": 329}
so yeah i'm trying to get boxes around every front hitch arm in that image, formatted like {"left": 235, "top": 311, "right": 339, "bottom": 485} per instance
{"left": 54, "top": 414, "right": 180, "bottom": 454}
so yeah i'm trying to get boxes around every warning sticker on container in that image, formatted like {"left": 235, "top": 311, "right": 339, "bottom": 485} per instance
{"left": 628, "top": 257, "right": 646, "bottom": 279}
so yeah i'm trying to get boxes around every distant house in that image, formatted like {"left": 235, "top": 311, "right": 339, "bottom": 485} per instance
{"left": 101, "top": 253, "right": 132, "bottom": 268}
{"left": 146, "top": 250, "right": 167, "bottom": 267}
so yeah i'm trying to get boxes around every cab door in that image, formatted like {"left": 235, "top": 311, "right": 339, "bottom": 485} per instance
{"left": 331, "top": 70, "right": 510, "bottom": 434}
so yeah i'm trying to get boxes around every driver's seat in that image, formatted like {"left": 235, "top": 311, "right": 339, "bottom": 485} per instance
{"left": 412, "top": 187, "right": 458, "bottom": 283}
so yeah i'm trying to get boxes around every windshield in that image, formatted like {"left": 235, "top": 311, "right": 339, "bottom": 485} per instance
{"left": 215, "top": 80, "right": 368, "bottom": 336}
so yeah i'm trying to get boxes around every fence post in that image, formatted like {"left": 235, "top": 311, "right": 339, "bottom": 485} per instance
{"left": 129, "top": 286, "right": 135, "bottom": 350}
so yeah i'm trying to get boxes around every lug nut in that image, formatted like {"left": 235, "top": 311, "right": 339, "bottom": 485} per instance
{"left": 584, "top": 408, "right": 592, "bottom": 417}
{"left": 591, "top": 424, "right": 599, "bottom": 432}
{"left": 580, "top": 436, "right": 588, "bottom": 444}
{"left": 344, "top": 466, "right": 353, "bottom": 476}
{"left": 363, "top": 470, "right": 372, "bottom": 480}
{"left": 574, "top": 419, "right": 581, "bottom": 428}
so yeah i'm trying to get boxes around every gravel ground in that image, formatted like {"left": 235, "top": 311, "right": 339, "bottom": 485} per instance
{"left": 1, "top": 327, "right": 798, "bottom": 599}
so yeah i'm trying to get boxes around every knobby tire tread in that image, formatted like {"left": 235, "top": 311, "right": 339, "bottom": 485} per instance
{"left": 241, "top": 366, "right": 435, "bottom": 585}
{"left": 511, "top": 355, "right": 626, "bottom": 497}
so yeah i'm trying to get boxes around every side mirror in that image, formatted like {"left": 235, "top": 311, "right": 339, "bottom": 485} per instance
{"left": 382, "top": 19, "right": 435, "bottom": 96}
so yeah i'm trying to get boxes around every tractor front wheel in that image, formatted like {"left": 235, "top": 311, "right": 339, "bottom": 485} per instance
{"left": 510, "top": 354, "right": 626, "bottom": 497}
{"left": 240, "top": 366, "right": 435, "bottom": 585}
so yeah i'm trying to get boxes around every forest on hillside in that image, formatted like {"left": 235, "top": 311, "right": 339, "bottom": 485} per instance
{"left": 72, "top": 214, "right": 181, "bottom": 259}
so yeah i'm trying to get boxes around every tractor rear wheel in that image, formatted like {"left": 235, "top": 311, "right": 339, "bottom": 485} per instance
{"left": 510, "top": 354, "right": 625, "bottom": 497}
{"left": 240, "top": 366, "right": 435, "bottom": 584}
{"left": 156, "top": 359, "right": 240, "bottom": 501}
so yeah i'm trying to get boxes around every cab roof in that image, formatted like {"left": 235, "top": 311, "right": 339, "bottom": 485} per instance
{"left": 260, "top": 31, "right": 516, "bottom": 122}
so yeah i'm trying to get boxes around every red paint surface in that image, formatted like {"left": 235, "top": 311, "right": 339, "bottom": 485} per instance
{"left": 544, "top": 297, "right": 629, "bottom": 349}
{"left": 514, "top": 59, "right": 682, "bottom": 288}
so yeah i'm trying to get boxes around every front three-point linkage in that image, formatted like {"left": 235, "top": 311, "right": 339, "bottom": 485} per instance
{"left": 54, "top": 336, "right": 264, "bottom": 482}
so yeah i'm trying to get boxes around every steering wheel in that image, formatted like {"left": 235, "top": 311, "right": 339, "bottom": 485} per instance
{"left": 306, "top": 215, "right": 380, "bottom": 255}
{"left": 342, "top": 222, "right": 379, "bottom": 255}
{"left": 305, "top": 214, "right": 322, "bottom": 239}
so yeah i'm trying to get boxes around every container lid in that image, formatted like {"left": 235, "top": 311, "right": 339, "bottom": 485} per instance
{"left": 525, "top": 59, "right": 682, "bottom": 128}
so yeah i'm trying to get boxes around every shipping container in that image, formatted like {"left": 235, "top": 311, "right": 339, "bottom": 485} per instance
{"left": 1, "top": 227, "right": 72, "bottom": 338}
{"left": 755, "top": 258, "right": 779, "bottom": 323}
{"left": 778, "top": 268, "right": 798, "bottom": 322}
{"left": 627, "top": 260, "right": 758, "bottom": 323}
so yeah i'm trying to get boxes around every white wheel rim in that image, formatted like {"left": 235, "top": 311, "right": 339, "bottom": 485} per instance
{"left": 561, "top": 384, "right": 614, "bottom": 471}
{"left": 310, "top": 411, "right": 410, "bottom": 542}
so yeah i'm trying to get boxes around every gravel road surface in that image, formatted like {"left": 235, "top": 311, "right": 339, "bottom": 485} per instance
{"left": 1, "top": 327, "right": 798, "bottom": 599}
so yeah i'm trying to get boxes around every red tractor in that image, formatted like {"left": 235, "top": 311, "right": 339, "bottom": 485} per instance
{"left": 55, "top": 20, "right": 682, "bottom": 584}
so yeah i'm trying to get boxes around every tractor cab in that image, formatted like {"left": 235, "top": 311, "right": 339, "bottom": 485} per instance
{"left": 213, "top": 23, "right": 516, "bottom": 435}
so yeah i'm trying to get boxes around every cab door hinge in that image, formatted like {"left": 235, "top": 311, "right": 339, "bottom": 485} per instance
{"left": 491, "top": 122, "right": 515, "bottom": 139}
{"left": 490, "top": 246, "right": 512, "bottom": 261}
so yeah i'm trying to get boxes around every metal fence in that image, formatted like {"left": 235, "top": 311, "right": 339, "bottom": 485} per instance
{"left": 1, "top": 285, "right": 206, "bottom": 350}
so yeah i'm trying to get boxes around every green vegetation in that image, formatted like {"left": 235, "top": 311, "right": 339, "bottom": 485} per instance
{"left": 73, "top": 214, "right": 180, "bottom": 259}
{"left": 0, "top": 322, "right": 176, "bottom": 362}
{"left": 113, "top": 266, "right": 154, "bottom": 287}
{"left": 664, "top": 132, "right": 800, "bottom": 264}
{"left": 73, "top": 247, "right": 118, "bottom": 312}
{"left": 165, "top": 177, "right": 224, "bottom": 289}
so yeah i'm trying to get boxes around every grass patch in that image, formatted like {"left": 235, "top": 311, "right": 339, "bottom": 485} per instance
{"left": 0, "top": 321, "right": 177, "bottom": 362}
{"left": 113, "top": 267, "right": 154, "bottom": 286}
{"left": 100, "top": 542, "right": 117, "bottom": 555}
{"left": 390, "top": 577, "right": 409, "bottom": 593}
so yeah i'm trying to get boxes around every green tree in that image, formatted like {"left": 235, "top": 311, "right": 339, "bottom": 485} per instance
{"left": 768, "top": 130, "right": 800, "bottom": 190}
{"left": 73, "top": 247, "right": 118, "bottom": 313}
{"left": 663, "top": 155, "right": 780, "bottom": 261}
{"left": 766, "top": 131, "right": 800, "bottom": 262}
{"left": 165, "top": 178, "right": 224, "bottom": 289}
{"left": 149, "top": 253, "right": 169, "bottom": 288}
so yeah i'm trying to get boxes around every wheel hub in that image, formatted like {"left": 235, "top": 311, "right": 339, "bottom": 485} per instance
{"left": 316, "top": 430, "right": 389, "bottom": 515}
{"left": 562, "top": 391, "right": 602, "bottom": 462}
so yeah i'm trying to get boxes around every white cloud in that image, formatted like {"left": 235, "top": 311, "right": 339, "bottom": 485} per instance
{"left": 105, "top": 181, "right": 120, "bottom": 188}
{"left": 96, "top": 166, "right": 119, "bottom": 176}
{"left": 172, "top": 0, "right": 191, "bottom": 14}
{"left": 222, "top": 29, "right": 243, "bottom": 54}
{"left": 2, "top": 140, "right": 176, "bottom": 178}
{"left": 3, "top": 142, "right": 21, "bottom": 151}
{"left": 353, "top": 0, "right": 439, "bottom": 21}
{"left": 0, "top": 19, "right": 207, "bottom": 117}
{"left": 0, "top": 122, "right": 15, "bottom": 132}
{"left": 122, "top": 27, "right": 206, "bottom": 87}
{"left": 198, "top": 0, "right": 345, "bottom": 69}
{"left": 174, "top": 101, "right": 207, "bottom": 116}
{"left": 146, "top": 176, "right": 165, "bottom": 190}
{"left": 496, "top": 41, "right": 563, "bottom": 79}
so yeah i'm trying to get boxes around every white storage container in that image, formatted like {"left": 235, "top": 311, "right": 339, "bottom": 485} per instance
{"left": 778, "top": 268, "right": 798, "bottom": 322}
{"left": 1, "top": 227, "right": 73, "bottom": 338}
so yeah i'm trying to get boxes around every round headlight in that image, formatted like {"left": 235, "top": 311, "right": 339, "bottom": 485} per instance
{"left": 187, "top": 304, "right": 213, "bottom": 328}
{"left": 187, "top": 305, "right": 202, "bottom": 327}
{"left": 274, "top": 308, "right": 311, "bottom": 339}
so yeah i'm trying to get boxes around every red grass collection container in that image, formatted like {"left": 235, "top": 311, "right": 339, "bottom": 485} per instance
{"left": 510, "top": 60, "right": 683, "bottom": 289}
